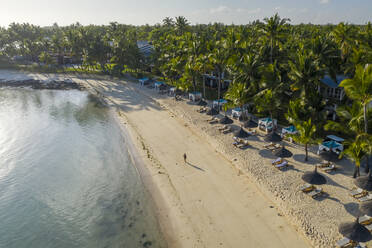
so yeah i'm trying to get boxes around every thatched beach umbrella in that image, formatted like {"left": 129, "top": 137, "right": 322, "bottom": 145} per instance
{"left": 355, "top": 171, "right": 372, "bottom": 191}
{"left": 264, "top": 132, "right": 282, "bottom": 143}
{"left": 302, "top": 167, "right": 327, "bottom": 185}
{"left": 339, "top": 218, "right": 372, "bottom": 242}
{"left": 234, "top": 127, "right": 250, "bottom": 138}
{"left": 206, "top": 108, "right": 219, "bottom": 116}
{"left": 197, "top": 99, "right": 208, "bottom": 106}
{"left": 273, "top": 146, "right": 293, "bottom": 158}
{"left": 244, "top": 120, "right": 258, "bottom": 128}
{"left": 360, "top": 201, "right": 372, "bottom": 216}
{"left": 219, "top": 115, "right": 233, "bottom": 124}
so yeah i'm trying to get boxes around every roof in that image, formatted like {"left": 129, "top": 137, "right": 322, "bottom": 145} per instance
{"left": 320, "top": 75, "right": 348, "bottom": 88}
{"left": 326, "top": 135, "right": 345, "bottom": 142}
{"left": 137, "top": 40, "right": 154, "bottom": 57}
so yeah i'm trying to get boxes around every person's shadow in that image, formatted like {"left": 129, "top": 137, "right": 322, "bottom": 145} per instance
{"left": 186, "top": 162, "right": 205, "bottom": 172}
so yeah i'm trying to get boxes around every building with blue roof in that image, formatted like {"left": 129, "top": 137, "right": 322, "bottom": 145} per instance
{"left": 319, "top": 75, "right": 347, "bottom": 102}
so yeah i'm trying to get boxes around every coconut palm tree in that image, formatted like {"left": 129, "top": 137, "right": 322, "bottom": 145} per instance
{"left": 262, "top": 13, "right": 290, "bottom": 63}
{"left": 340, "top": 64, "right": 372, "bottom": 133}
{"left": 341, "top": 138, "right": 366, "bottom": 178}
{"left": 289, "top": 119, "right": 319, "bottom": 162}
{"left": 224, "top": 82, "right": 249, "bottom": 118}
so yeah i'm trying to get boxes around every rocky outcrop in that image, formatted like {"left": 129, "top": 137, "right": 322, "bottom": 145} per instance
{"left": 0, "top": 79, "right": 84, "bottom": 90}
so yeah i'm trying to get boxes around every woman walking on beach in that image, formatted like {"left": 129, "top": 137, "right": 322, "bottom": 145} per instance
{"left": 183, "top": 153, "right": 187, "bottom": 164}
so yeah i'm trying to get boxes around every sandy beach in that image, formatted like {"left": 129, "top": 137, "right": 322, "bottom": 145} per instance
{"left": 1, "top": 70, "right": 370, "bottom": 247}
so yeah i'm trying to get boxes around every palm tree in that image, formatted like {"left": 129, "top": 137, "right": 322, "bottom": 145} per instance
{"left": 340, "top": 64, "right": 372, "bottom": 133}
{"left": 289, "top": 119, "right": 319, "bottom": 162}
{"left": 254, "top": 89, "right": 280, "bottom": 122}
{"left": 224, "top": 82, "right": 249, "bottom": 118}
{"left": 341, "top": 138, "right": 366, "bottom": 178}
{"left": 262, "top": 13, "right": 290, "bottom": 63}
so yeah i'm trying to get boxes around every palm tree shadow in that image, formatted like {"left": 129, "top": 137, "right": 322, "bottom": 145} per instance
{"left": 186, "top": 162, "right": 205, "bottom": 172}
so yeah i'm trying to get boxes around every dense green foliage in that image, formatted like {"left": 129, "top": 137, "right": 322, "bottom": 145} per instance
{"left": 0, "top": 15, "right": 371, "bottom": 176}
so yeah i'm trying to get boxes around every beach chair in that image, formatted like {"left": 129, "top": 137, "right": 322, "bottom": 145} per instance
{"left": 233, "top": 138, "right": 243, "bottom": 147}
{"left": 365, "top": 223, "right": 372, "bottom": 232}
{"left": 207, "top": 117, "right": 218, "bottom": 123}
{"left": 209, "top": 118, "right": 219, "bottom": 124}
{"left": 300, "top": 183, "right": 315, "bottom": 192}
{"left": 319, "top": 160, "right": 332, "bottom": 167}
{"left": 264, "top": 142, "right": 276, "bottom": 150}
{"left": 274, "top": 161, "right": 288, "bottom": 170}
{"left": 222, "top": 126, "right": 232, "bottom": 134}
{"left": 272, "top": 157, "right": 283, "bottom": 165}
{"left": 247, "top": 129, "right": 256, "bottom": 135}
{"left": 306, "top": 187, "right": 323, "bottom": 198}
{"left": 237, "top": 140, "right": 249, "bottom": 149}
{"left": 197, "top": 107, "right": 207, "bottom": 113}
{"left": 350, "top": 188, "right": 368, "bottom": 199}
{"left": 336, "top": 237, "right": 359, "bottom": 247}
{"left": 359, "top": 194, "right": 372, "bottom": 202}
{"left": 321, "top": 164, "right": 336, "bottom": 173}
{"left": 359, "top": 215, "right": 372, "bottom": 225}
{"left": 268, "top": 144, "right": 281, "bottom": 151}
{"left": 218, "top": 125, "right": 228, "bottom": 131}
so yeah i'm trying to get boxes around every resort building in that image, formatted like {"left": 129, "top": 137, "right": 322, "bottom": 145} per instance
{"left": 137, "top": 40, "right": 154, "bottom": 58}
{"left": 202, "top": 72, "right": 231, "bottom": 89}
{"left": 318, "top": 75, "right": 348, "bottom": 120}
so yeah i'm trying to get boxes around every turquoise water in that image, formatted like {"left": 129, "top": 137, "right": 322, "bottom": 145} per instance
{"left": 0, "top": 88, "right": 165, "bottom": 248}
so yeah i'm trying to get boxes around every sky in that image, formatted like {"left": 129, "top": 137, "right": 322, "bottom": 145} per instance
{"left": 0, "top": 0, "right": 371, "bottom": 27}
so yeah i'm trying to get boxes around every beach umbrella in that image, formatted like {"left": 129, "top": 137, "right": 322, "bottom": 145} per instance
{"left": 264, "top": 132, "right": 282, "bottom": 143}
{"left": 272, "top": 146, "right": 293, "bottom": 158}
{"left": 197, "top": 99, "right": 208, "bottom": 106}
{"left": 206, "top": 108, "right": 219, "bottom": 116}
{"left": 360, "top": 201, "right": 372, "bottom": 216}
{"left": 339, "top": 218, "right": 372, "bottom": 242}
{"left": 355, "top": 171, "right": 372, "bottom": 191}
{"left": 319, "top": 151, "right": 340, "bottom": 162}
{"left": 219, "top": 115, "right": 233, "bottom": 124}
{"left": 234, "top": 127, "right": 250, "bottom": 138}
{"left": 244, "top": 120, "right": 258, "bottom": 128}
{"left": 302, "top": 166, "right": 327, "bottom": 185}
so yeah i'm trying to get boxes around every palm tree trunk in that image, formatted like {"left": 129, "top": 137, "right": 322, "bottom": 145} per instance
{"left": 217, "top": 71, "right": 221, "bottom": 110}
{"left": 354, "top": 166, "right": 360, "bottom": 178}
{"left": 203, "top": 75, "right": 206, "bottom": 99}
{"left": 305, "top": 143, "right": 308, "bottom": 161}
{"left": 364, "top": 103, "right": 368, "bottom": 133}
{"left": 270, "top": 38, "right": 273, "bottom": 64}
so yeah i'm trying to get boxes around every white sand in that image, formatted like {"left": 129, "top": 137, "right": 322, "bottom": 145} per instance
{"left": 1, "top": 70, "right": 368, "bottom": 248}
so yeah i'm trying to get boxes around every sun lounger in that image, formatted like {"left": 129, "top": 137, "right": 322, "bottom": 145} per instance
{"left": 321, "top": 164, "right": 336, "bottom": 173}
{"left": 274, "top": 161, "right": 288, "bottom": 170}
{"left": 272, "top": 157, "right": 283, "bottom": 165}
{"left": 197, "top": 107, "right": 207, "bottom": 113}
{"left": 267, "top": 144, "right": 281, "bottom": 151}
{"left": 237, "top": 140, "right": 249, "bottom": 149}
{"left": 359, "top": 215, "right": 372, "bottom": 225}
{"left": 350, "top": 188, "right": 368, "bottom": 199}
{"left": 337, "top": 237, "right": 352, "bottom": 247}
{"left": 300, "top": 183, "right": 315, "bottom": 192}
{"left": 365, "top": 223, "right": 372, "bottom": 232}
{"left": 359, "top": 194, "right": 372, "bottom": 202}
{"left": 264, "top": 142, "right": 275, "bottom": 149}
{"left": 209, "top": 119, "right": 219, "bottom": 124}
{"left": 222, "top": 126, "right": 232, "bottom": 134}
{"left": 336, "top": 237, "right": 361, "bottom": 248}
{"left": 306, "top": 187, "right": 323, "bottom": 198}
{"left": 218, "top": 125, "right": 228, "bottom": 131}
{"left": 207, "top": 117, "right": 218, "bottom": 122}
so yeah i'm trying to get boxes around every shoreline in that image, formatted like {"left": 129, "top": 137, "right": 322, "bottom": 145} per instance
{"left": 2, "top": 70, "right": 365, "bottom": 247}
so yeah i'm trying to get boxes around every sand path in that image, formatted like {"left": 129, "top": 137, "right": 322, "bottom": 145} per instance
{"left": 81, "top": 78, "right": 311, "bottom": 248}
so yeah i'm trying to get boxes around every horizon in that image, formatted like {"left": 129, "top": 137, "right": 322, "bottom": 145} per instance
{"left": 0, "top": 0, "right": 371, "bottom": 27}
